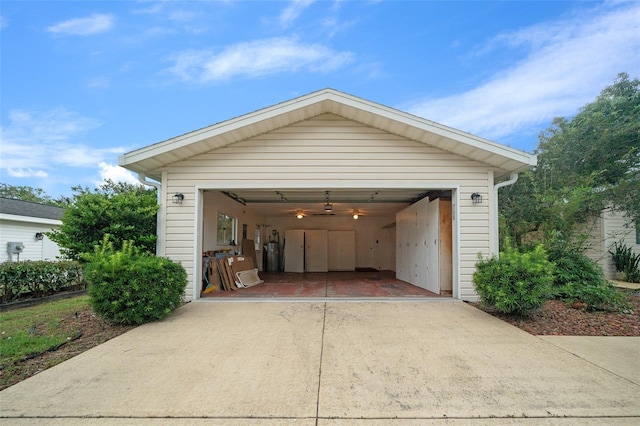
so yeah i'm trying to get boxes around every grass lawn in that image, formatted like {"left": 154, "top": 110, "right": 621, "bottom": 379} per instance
{"left": 1, "top": 295, "right": 134, "bottom": 390}
{"left": 1, "top": 296, "right": 90, "bottom": 368}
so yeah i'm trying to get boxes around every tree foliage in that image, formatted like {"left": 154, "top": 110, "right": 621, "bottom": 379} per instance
{"left": 0, "top": 183, "right": 70, "bottom": 206}
{"left": 500, "top": 73, "right": 640, "bottom": 249}
{"left": 48, "top": 180, "right": 158, "bottom": 260}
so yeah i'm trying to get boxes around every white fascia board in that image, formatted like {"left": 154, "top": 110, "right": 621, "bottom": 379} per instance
{"left": 120, "top": 88, "right": 536, "bottom": 172}
{"left": 120, "top": 90, "right": 335, "bottom": 167}
{"left": 0, "top": 214, "right": 62, "bottom": 226}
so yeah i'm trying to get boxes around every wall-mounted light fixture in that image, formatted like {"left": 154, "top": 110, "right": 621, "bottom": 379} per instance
{"left": 35, "top": 232, "right": 44, "bottom": 241}
{"left": 172, "top": 193, "right": 185, "bottom": 204}
{"left": 471, "top": 192, "right": 483, "bottom": 204}
{"left": 296, "top": 211, "right": 304, "bottom": 219}
{"left": 352, "top": 210, "right": 360, "bottom": 220}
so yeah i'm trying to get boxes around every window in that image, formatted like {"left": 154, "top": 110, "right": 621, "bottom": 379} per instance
{"left": 217, "top": 212, "right": 237, "bottom": 245}
{"left": 255, "top": 226, "right": 261, "bottom": 251}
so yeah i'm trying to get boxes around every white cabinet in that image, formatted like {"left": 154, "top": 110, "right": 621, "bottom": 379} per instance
{"left": 284, "top": 230, "right": 305, "bottom": 272}
{"left": 305, "top": 230, "right": 328, "bottom": 272}
{"left": 396, "top": 197, "right": 452, "bottom": 294}
{"left": 328, "top": 231, "right": 356, "bottom": 271}
{"left": 284, "top": 229, "right": 329, "bottom": 272}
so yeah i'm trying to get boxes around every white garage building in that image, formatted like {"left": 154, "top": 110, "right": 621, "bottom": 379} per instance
{"left": 119, "top": 89, "right": 536, "bottom": 301}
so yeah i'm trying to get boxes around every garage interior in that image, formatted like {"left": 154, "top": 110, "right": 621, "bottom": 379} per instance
{"left": 200, "top": 188, "right": 453, "bottom": 299}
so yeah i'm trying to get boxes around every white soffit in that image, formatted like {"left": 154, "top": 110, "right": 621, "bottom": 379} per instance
{"left": 118, "top": 89, "right": 536, "bottom": 180}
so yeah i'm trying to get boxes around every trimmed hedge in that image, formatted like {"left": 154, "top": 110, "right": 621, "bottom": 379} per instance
{"left": 84, "top": 239, "right": 187, "bottom": 325}
{"left": 0, "top": 261, "right": 85, "bottom": 304}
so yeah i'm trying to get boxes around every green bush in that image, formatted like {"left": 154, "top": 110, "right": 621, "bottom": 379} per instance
{"left": 609, "top": 241, "right": 640, "bottom": 283}
{"left": 561, "top": 281, "right": 631, "bottom": 312}
{"left": 548, "top": 244, "right": 632, "bottom": 312}
{"left": 547, "top": 247, "right": 606, "bottom": 293}
{"left": 473, "top": 244, "right": 555, "bottom": 316}
{"left": 84, "top": 238, "right": 187, "bottom": 325}
{"left": 0, "top": 261, "right": 84, "bottom": 303}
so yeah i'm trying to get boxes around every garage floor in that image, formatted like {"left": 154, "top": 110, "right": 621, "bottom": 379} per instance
{"left": 201, "top": 270, "right": 443, "bottom": 298}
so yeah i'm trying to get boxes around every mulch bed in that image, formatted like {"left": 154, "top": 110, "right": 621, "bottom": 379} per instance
{"left": 471, "top": 289, "right": 640, "bottom": 336}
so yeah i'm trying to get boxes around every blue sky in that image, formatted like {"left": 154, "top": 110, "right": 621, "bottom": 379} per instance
{"left": 1, "top": 1, "right": 639, "bottom": 198}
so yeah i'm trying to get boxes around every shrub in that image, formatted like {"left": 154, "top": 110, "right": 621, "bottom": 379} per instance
{"left": 548, "top": 243, "right": 632, "bottom": 312}
{"left": 561, "top": 281, "right": 632, "bottom": 313}
{"left": 84, "top": 238, "right": 187, "bottom": 325}
{"left": 473, "top": 244, "right": 555, "bottom": 316}
{"left": 547, "top": 247, "right": 606, "bottom": 294}
{"left": 609, "top": 241, "right": 640, "bottom": 283}
{"left": 0, "top": 261, "right": 84, "bottom": 304}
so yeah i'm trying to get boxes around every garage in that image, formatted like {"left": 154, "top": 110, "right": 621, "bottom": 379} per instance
{"left": 118, "top": 89, "right": 536, "bottom": 301}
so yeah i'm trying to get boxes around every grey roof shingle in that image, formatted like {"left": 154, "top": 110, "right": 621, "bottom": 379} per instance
{"left": 0, "top": 198, "right": 64, "bottom": 220}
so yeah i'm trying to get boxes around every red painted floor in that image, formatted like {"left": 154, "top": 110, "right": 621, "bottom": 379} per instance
{"left": 201, "top": 270, "right": 444, "bottom": 298}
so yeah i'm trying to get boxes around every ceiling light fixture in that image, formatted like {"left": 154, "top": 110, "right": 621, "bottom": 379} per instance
{"left": 324, "top": 191, "right": 332, "bottom": 212}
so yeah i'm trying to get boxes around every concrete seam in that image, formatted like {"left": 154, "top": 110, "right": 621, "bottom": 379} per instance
{"left": 535, "top": 336, "right": 640, "bottom": 387}
{"left": 315, "top": 302, "right": 327, "bottom": 425}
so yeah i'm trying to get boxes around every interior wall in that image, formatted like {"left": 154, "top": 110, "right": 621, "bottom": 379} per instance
{"left": 202, "top": 192, "right": 265, "bottom": 265}
{"left": 264, "top": 214, "right": 397, "bottom": 270}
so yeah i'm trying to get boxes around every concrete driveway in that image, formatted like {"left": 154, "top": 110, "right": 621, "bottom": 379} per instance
{"left": 1, "top": 300, "right": 639, "bottom": 425}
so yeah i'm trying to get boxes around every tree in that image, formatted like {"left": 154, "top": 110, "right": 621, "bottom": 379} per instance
{"left": 0, "top": 183, "right": 70, "bottom": 206}
{"left": 48, "top": 180, "right": 158, "bottom": 260}
{"left": 500, "top": 73, "right": 640, "bottom": 250}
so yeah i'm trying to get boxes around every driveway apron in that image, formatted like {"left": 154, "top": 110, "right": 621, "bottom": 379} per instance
{"left": 1, "top": 301, "right": 639, "bottom": 424}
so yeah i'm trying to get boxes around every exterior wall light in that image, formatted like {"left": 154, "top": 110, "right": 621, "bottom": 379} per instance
{"left": 296, "top": 212, "right": 304, "bottom": 219}
{"left": 352, "top": 211, "right": 359, "bottom": 220}
{"left": 471, "top": 192, "right": 483, "bottom": 204}
{"left": 172, "top": 193, "right": 185, "bottom": 204}
{"left": 35, "top": 232, "right": 44, "bottom": 241}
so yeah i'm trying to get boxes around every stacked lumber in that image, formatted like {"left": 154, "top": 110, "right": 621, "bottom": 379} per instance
{"left": 203, "top": 254, "right": 263, "bottom": 292}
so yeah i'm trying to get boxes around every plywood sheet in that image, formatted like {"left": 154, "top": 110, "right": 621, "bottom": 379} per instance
{"left": 241, "top": 239, "right": 259, "bottom": 270}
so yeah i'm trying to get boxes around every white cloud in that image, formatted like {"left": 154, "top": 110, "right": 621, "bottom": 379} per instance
{"left": 47, "top": 13, "right": 114, "bottom": 36}
{"left": 0, "top": 107, "right": 126, "bottom": 172}
{"left": 404, "top": 3, "right": 640, "bottom": 147}
{"left": 96, "top": 162, "right": 140, "bottom": 187}
{"left": 280, "top": 0, "right": 315, "bottom": 27}
{"left": 167, "top": 37, "right": 353, "bottom": 82}
{"left": 7, "top": 168, "right": 48, "bottom": 178}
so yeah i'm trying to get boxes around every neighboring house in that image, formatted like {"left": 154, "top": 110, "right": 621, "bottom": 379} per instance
{"left": 0, "top": 198, "right": 64, "bottom": 262}
{"left": 119, "top": 89, "right": 536, "bottom": 301}
{"left": 585, "top": 208, "right": 640, "bottom": 280}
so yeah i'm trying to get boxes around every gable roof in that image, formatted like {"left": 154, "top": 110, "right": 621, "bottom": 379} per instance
{"left": 0, "top": 198, "right": 64, "bottom": 220}
{"left": 119, "top": 88, "right": 536, "bottom": 181}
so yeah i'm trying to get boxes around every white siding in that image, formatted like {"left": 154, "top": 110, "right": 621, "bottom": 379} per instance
{"left": 603, "top": 210, "right": 639, "bottom": 279}
{"left": 0, "top": 219, "right": 62, "bottom": 262}
{"left": 160, "top": 114, "right": 494, "bottom": 300}
{"left": 584, "top": 209, "right": 639, "bottom": 280}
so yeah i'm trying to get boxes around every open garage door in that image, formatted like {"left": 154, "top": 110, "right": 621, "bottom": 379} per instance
{"left": 198, "top": 188, "right": 456, "bottom": 299}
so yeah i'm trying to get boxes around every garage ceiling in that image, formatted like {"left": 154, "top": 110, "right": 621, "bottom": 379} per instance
{"left": 217, "top": 188, "right": 446, "bottom": 217}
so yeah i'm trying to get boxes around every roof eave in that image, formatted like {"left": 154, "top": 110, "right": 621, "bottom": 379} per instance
{"left": 119, "top": 88, "right": 536, "bottom": 176}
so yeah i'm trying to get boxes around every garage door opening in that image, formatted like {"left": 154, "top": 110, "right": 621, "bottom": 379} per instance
{"left": 198, "top": 188, "right": 456, "bottom": 299}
